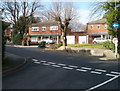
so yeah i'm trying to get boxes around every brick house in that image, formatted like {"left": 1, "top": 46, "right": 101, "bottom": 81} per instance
{"left": 5, "top": 28, "right": 11, "bottom": 37}
{"left": 87, "top": 18, "right": 112, "bottom": 43}
{"left": 28, "top": 20, "right": 88, "bottom": 44}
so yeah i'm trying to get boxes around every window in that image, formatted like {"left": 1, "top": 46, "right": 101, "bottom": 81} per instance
{"left": 42, "top": 27, "right": 46, "bottom": 31}
{"left": 32, "top": 27, "right": 39, "bottom": 31}
{"left": 104, "top": 24, "right": 107, "bottom": 29}
{"left": 97, "top": 25, "right": 100, "bottom": 30}
{"left": 50, "top": 26, "right": 58, "bottom": 30}
{"left": 90, "top": 25, "right": 93, "bottom": 30}
{"left": 31, "top": 37, "right": 38, "bottom": 42}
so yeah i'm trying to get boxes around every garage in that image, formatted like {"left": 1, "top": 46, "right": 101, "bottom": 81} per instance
{"left": 79, "top": 36, "right": 87, "bottom": 44}
{"left": 67, "top": 36, "right": 75, "bottom": 44}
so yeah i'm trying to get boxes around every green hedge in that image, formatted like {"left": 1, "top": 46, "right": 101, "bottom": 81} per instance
{"left": 13, "top": 34, "right": 23, "bottom": 45}
{"left": 102, "top": 41, "right": 114, "bottom": 51}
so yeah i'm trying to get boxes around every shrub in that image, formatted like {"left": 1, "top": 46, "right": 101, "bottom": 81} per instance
{"left": 13, "top": 34, "right": 23, "bottom": 45}
{"left": 55, "top": 43, "right": 63, "bottom": 49}
{"left": 102, "top": 41, "right": 114, "bottom": 51}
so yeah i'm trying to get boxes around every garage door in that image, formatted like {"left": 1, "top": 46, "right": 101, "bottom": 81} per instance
{"left": 79, "top": 36, "right": 87, "bottom": 44}
{"left": 67, "top": 36, "right": 75, "bottom": 44}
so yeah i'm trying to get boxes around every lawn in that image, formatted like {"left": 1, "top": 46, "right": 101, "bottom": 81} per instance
{"left": 67, "top": 43, "right": 105, "bottom": 49}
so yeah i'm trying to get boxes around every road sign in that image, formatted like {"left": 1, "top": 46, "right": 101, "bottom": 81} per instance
{"left": 112, "top": 38, "right": 118, "bottom": 59}
{"left": 112, "top": 38, "right": 118, "bottom": 45}
{"left": 113, "top": 22, "right": 119, "bottom": 29}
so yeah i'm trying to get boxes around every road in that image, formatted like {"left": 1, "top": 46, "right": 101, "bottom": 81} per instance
{"left": 3, "top": 46, "right": 120, "bottom": 90}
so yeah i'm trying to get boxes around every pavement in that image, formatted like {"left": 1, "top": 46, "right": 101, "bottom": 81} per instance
{"left": 3, "top": 52, "right": 27, "bottom": 75}
{"left": 57, "top": 46, "right": 120, "bottom": 61}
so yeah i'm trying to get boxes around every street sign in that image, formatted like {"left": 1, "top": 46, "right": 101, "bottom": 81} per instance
{"left": 112, "top": 38, "right": 118, "bottom": 59}
{"left": 112, "top": 38, "right": 118, "bottom": 45}
{"left": 113, "top": 22, "right": 119, "bottom": 29}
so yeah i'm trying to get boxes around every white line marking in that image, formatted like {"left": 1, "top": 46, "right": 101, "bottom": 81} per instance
{"left": 32, "top": 59, "right": 39, "bottom": 62}
{"left": 52, "top": 65, "right": 61, "bottom": 68}
{"left": 81, "top": 67, "right": 92, "bottom": 70}
{"left": 110, "top": 71, "right": 120, "bottom": 75}
{"left": 85, "top": 75, "right": 120, "bottom": 91}
{"left": 91, "top": 71, "right": 102, "bottom": 75}
{"left": 34, "top": 62, "right": 41, "bottom": 64}
{"left": 63, "top": 67, "right": 73, "bottom": 70}
{"left": 106, "top": 74, "right": 118, "bottom": 77}
{"left": 58, "top": 63, "right": 66, "bottom": 66}
{"left": 40, "top": 60, "right": 47, "bottom": 62}
{"left": 76, "top": 69, "right": 87, "bottom": 72}
{"left": 42, "top": 63, "right": 50, "bottom": 66}
{"left": 95, "top": 69, "right": 106, "bottom": 72}
{"left": 68, "top": 65, "right": 78, "bottom": 68}
{"left": 47, "top": 62, "right": 56, "bottom": 64}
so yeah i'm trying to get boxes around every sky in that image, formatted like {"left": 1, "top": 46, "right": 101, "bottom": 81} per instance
{"left": 41, "top": 1, "right": 104, "bottom": 25}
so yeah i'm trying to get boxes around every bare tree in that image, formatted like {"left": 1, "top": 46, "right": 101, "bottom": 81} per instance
{"left": 48, "top": 2, "right": 78, "bottom": 49}
{"left": 2, "top": 0, "right": 43, "bottom": 45}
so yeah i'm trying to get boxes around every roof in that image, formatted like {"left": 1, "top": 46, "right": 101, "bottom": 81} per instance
{"left": 30, "top": 21, "right": 58, "bottom": 27}
{"left": 87, "top": 18, "right": 106, "bottom": 24}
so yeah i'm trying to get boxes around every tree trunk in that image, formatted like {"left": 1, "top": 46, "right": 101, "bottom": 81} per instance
{"left": 62, "top": 31, "right": 67, "bottom": 50}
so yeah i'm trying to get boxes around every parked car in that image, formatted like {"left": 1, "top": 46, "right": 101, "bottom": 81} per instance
{"left": 39, "top": 38, "right": 55, "bottom": 44}
{"left": 92, "top": 38, "right": 111, "bottom": 43}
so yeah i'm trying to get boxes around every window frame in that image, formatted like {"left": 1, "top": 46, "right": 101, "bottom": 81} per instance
{"left": 32, "top": 27, "right": 39, "bottom": 31}
{"left": 31, "top": 37, "right": 38, "bottom": 42}
{"left": 50, "top": 26, "right": 58, "bottom": 30}
{"left": 104, "top": 24, "right": 107, "bottom": 30}
{"left": 90, "top": 25, "right": 93, "bottom": 30}
{"left": 97, "top": 24, "right": 100, "bottom": 30}
{"left": 42, "top": 26, "right": 46, "bottom": 31}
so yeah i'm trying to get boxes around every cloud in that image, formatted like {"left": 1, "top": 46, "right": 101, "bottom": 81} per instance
{"left": 77, "top": 9, "right": 92, "bottom": 25}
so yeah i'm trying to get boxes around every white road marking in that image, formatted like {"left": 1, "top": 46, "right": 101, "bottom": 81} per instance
{"left": 91, "top": 71, "right": 102, "bottom": 75}
{"left": 95, "top": 69, "right": 106, "bottom": 72}
{"left": 52, "top": 65, "right": 61, "bottom": 68}
{"left": 76, "top": 69, "right": 87, "bottom": 72}
{"left": 63, "top": 67, "right": 73, "bottom": 70}
{"left": 85, "top": 75, "right": 120, "bottom": 91}
{"left": 47, "top": 62, "right": 56, "bottom": 64}
{"left": 34, "top": 62, "right": 41, "bottom": 64}
{"left": 40, "top": 60, "right": 47, "bottom": 62}
{"left": 32, "top": 59, "right": 39, "bottom": 62}
{"left": 42, "top": 63, "right": 50, "bottom": 66}
{"left": 106, "top": 73, "right": 118, "bottom": 77}
{"left": 68, "top": 65, "right": 78, "bottom": 68}
{"left": 81, "top": 67, "right": 92, "bottom": 70}
{"left": 110, "top": 71, "right": 120, "bottom": 75}
{"left": 58, "top": 63, "right": 66, "bottom": 66}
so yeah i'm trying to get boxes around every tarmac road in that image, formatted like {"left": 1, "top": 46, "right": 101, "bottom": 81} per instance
{"left": 2, "top": 46, "right": 120, "bottom": 90}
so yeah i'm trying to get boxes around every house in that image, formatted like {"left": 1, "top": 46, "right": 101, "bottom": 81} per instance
{"left": 28, "top": 20, "right": 88, "bottom": 44}
{"left": 5, "top": 24, "right": 13, "bottom": 37}
{"left": 87, "top": 18, "right": 112, "bottom": 43}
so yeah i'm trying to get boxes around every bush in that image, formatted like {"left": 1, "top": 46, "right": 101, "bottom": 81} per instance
{"left": 13, "top": 34, "right": 23, "bottom": 45}
{"left": 55, "top": 43, "right": 63, "bottom": 49}
{"left": 102, "top": 41, "right": 114, "bottom": 50}
{"left": 30, "top": 42, "right": 39, "bottom": 45}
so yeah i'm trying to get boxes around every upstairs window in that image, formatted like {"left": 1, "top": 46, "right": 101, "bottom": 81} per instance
{"left": 97, "top": 25, "right": 100, "bottom": 30}
{"left": 90, "top": 25, "right": 93, "bottom": 30}
{"left": 50, "top": 26, "right": 58, "bottom": 30}
{"left": 104, "top": 24, "right": 107, "bottom": 29}
{"left": 42, "top": 27, "right": 46, "bottom": 31}
{"left": 32, "top": 27, "right": 39, "bottom": 31}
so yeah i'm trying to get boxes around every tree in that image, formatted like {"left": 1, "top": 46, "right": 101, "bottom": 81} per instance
{"left": 100, "top": 2, "right": 120, "bottom": 55}
{"left": 91, "top": 1, "right": 120, "bottom": 55}
{"left": 47, "top": 2, "right": 78, "bottom": 49}
{"left": 2, "top": 1, "right": 43, "bottom": 45}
